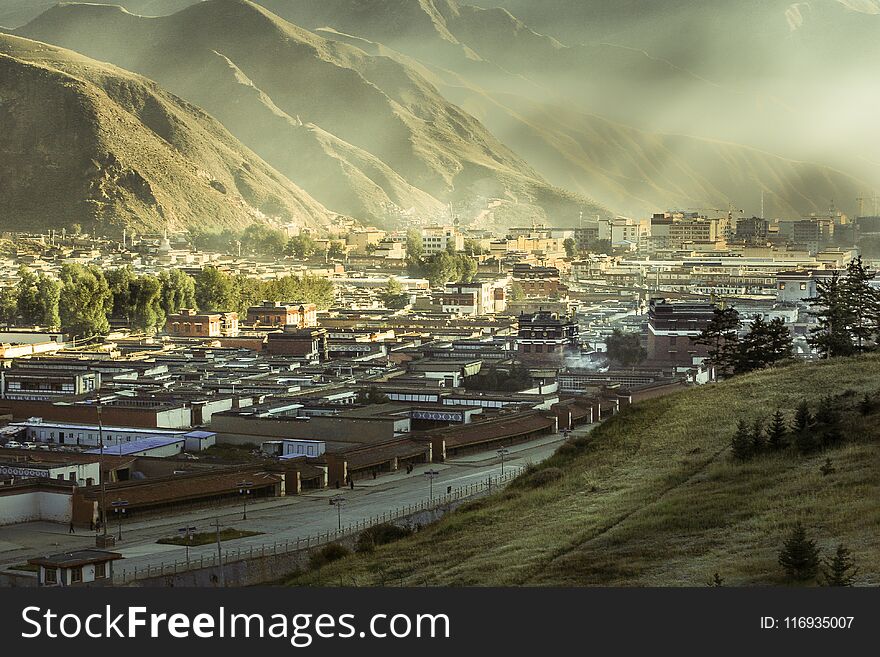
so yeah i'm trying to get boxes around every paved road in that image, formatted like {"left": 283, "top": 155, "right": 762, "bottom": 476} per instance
{"left": 0, "top": 427, "right": 593, "bottom": 576}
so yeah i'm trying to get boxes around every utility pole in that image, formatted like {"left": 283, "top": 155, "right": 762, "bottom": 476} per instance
{"left": 97, "top": 395, "right": 108, "bottom": 546}
{"left": 215, "top": 516, "right": 225, "bottom": 587}
{"left": 330, "top": 495, "right": 345, "bottom": 530}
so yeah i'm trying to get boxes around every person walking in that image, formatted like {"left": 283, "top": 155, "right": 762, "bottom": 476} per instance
{"left": 68, "top": 521, "right": 75, "bottom": 534}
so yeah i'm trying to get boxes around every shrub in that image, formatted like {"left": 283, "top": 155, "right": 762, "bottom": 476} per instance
{"left": 521, "top": 466, "right": 563, "bottom": 489}
{"left": 356, "top": 524, "right": 412, "bottom": 553}
{"left": 309, "top": 543, "right": 350, "bottom": 569}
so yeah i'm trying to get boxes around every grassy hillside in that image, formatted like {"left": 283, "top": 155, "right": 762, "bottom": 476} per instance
{"left": 290, "top": 355, "right": 880, "bottom": 586}
{"left": 0, "top": 33, "right": 332, "bottom": 234}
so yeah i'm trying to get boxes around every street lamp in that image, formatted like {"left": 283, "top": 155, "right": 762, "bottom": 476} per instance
{"left": 497, "top": 448, "right": 510, "bottom": 476}
{"left": 423, "top": 469, "right": 440, "bottom": 502}
{"left": 237, "top": 481, "right": 253, "bottom": 520}
{"left": 329, "top": 495, "right": 345, "bottom": 530}
{"left": 178, "top": 525, "right": 196, "bottom": 565}
{"left": 111, "top": 500, "right": 128, "bottom": 541}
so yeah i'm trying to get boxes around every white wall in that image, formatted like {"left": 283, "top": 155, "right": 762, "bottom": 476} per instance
{"left": 0, "top": 491, "right": 71, "bottom": 525}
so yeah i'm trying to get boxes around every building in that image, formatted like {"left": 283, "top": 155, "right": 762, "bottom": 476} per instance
{"left": 776, "top": 270, "right": 837, "bottom": 304}
{"left": 29, "top": 549, "right": 122, "bottom": 587}
{"left": 246, "top": 301, "right": 317, "bottom": 328}
{"left": 10, "top": 418, "right": 216, "bottom": 450}
{"left": 0, "top": 367, "right": 99, "bottom": 401}
{"left": 166, "top": 309, "right": 239, "bottom": 338}
{"left": 0, "top": 456, "right": 101, "bottom": 487}
{"left": 646, "top": 299, "right": 716, "bottom": 366}
{"left": 735, "top": 217, "right": 769, "bottom": 243}
{"left": 515, "top": 310, "right": 579, "bottom": 364}
{"left": 420, "top": 225, "right": 464, "bottom": 255}
{"left": 265, "top": 326, "right": 329, "bottom": 359}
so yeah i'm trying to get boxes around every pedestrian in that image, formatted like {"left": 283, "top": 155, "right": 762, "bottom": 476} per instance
{"left": 68, "top": 521, "right": 75, "bottom": 534}
{"left": 335, "top": 479, "right": 340, "bottom": 489}
{"left": 349, "top": 478, "right": 354, "bottom": 490}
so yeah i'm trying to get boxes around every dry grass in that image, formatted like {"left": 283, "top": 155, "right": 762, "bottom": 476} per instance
{"left": 288, "top": 355, "right": 880, "bottom": 587}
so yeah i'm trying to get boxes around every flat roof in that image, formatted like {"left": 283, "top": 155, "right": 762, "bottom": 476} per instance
{"left": 85, "top": 437, "right": 185, "bottom": 456}
{"left": 29, "top": 549, "right": 122, "bottom": 568}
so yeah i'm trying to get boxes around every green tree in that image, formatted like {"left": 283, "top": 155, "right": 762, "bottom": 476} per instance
{"left": 327, "top": 242, "right": 346, "bottom": 259}
{"left": 605, "top": 328, "right": 647, "bottom": 368}
{"left": 840, "top": 256, "right": 880, "bottom": 351}
{"left": 379, "top": 278, "right": 408, "bottom": 309}
{"left": 808, "top": 271, "right": 855, "bottom": 358}
{"left": 735, "top": 315, "right": 793, "bottom": 374}
{"left": 16, "top": 266, "right": 61, "bottom": 328}
{"left": 767, "top": 410, "right": 788, "bottom": 450}
{"left": 509, "top": 282, "right": 526, "bottom": 302}
{"left": 194, "top": 267, "right": 237, "bottom": 312}
{"left": 128, "top": 274, "right": 165, "bottom": 333}
{"left": 241, "top": 224, "right": 287, "bottom": 256}
{"left": 750, "top": 417, "right": 766, "bottom": 454}
{"left": 692, "top": 306, "right": 740, "bottom": 377}
{"left": 778, "top": 522, "right": 821, "bottom": 582}
{"left": 107, "top": 266, "right": 136, "bottom": 318}
{"left": 463, "top": 238, "right": 485, "bottom": 256}
{"left": 563, "top": 237, "right": 577, "bottom": 258}
{"left": 158, "top": 269, "right": 196, "bottom": 315}
{"left": 405, "top": 228, "right": 424, "bottom": 263}
{"left": 59, "top": 263, "right": 112, "bottom": 338}
{"left": 0, "top": 286, "right": 18, "bottom": 325}
{"left": 731, "top": 419, "right": 753, "bottom": 461}
{"left": 285, "top": 234, "right": 318, "bottom": 259}
{"left": 820, "top": 545, "right": 858, "bottom": 586}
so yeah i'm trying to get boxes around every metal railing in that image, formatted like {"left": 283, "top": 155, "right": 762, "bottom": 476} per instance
{"left": 115, "top": 468, "right": 522, "bottom": 584}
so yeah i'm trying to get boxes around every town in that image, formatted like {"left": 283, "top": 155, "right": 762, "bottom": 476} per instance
{"left": 0, "top": 204, "right": 877, "bottom": 587}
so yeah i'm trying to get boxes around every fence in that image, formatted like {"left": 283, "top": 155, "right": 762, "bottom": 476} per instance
{"left": 115, "top": 468, "right": 523, "bottom": 585}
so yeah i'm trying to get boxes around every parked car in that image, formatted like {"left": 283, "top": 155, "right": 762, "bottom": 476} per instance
{"left": 22, "top": 442, "right": 38, "bottom": 450}
{"left": 3, "top": 441, "right": 23, "bottom": 449}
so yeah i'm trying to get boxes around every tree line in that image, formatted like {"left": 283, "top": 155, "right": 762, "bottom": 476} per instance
{"left": 0, "top": 264, "right": 334, "bottom": 338}
{"left": 404, "top": 229, "right": 478, "bottom": 287}
{"left": 692, "top": 307, "right": 793, "bottom": 377}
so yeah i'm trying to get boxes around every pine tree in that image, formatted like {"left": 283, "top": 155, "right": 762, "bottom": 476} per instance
{"left": 820, "top": 544, "right": 859, "bottom": 586}
{"left": 795, "top": 429, "right": 818, "bottom": 455}
{"left": 767, "top": 410, "right": 788, "bottom": 450}
{"left": 692, "top": 306, "right": 740, "bottom": 377}
{"left": 707, "top": 573, "right": 724, "bottom": 587}
{"left": 840, "top": 256, "right": 880, "bottom": 352}
{"left": 778, "top": 522, "right": 821, "bottom": 582}
{"left": 751, "top": 417, "right": 766, "bottom": 454}
{"left": 815, "top": 397, "right": 843, "bottom": 449}
{"left": 731, "top": 419, "right": 753, "bottom": 461}
{"left": 807, "top": 271, "right": 856, "bottom": 358}
{"left": 792, "top": 400, "right": 813, "bottom": 433}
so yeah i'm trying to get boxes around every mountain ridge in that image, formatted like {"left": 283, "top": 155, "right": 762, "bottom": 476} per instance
{"left": 0, "top": 32, "right": 333, "bottom": 234}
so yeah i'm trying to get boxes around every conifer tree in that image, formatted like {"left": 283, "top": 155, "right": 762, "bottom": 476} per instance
{"left": 840, "top": 256, "right": 880, "bottom": 352}
{"left": 807, "top": 271, "right": 855, "bottom": 358}
{"left": 750, "top": 417, "right": 766, "bottom": 454}
{"left": 767, "top": 410, "right": 788, "bottom": 450}
{"left": 707, "top": 573, "right": 724, "bottom": 587}
{"left": 692, "top": 306, "right": 740, "bottom": 377}
{"left": 792, "top": 400, "right": 813, "bottom": 433}
{"left": 819, "top": 458, "right": 836, "bottom": 476}
{"left": 778, "top": 522, "right": 821, "bottom": 582}
{"left": 731, "top": 419, "right": 753, "bottom": 461}
{"left": 858, "top": 393, "right": 874, "bottom": 416}
{"left": 820, "top": 544, "right": 859, "bottom": 587}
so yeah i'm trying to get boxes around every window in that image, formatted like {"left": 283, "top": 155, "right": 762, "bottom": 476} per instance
{"left": 800, "top": 282, "right": 807, "bottom": 291}
{"left": 45, "top": 568, "right": 57, "bottom": 584}
{"left": 71, "top": 567, "right": 82, "bottom": 583}
{"left": 779, "top": 283, "right": 786, "bottom": 290}
{"left": 95, "top": 563, "right": 106, "bottom": 579}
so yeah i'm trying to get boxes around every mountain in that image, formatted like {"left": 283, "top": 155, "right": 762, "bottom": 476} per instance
{"left": 16, "top": 0, "right": 605, "bottom": 227}
{"left": 0, "top": 32, "right": 332, "bottom": 234}
{"left": 0, "top": 0, "right": 196, "bottom": 28}
{"left": 289, "top": 355, "right": 880, "bottom": 585}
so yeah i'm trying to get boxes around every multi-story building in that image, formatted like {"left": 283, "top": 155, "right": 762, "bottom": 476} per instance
{"left": 646, "top": 299, "right": 715, "bottom": 367}
{"left": 735, "top": 217, "right": 770, "bottom": 243}
{"left": 0, "top": 367, "right": 99, "bottom": 401}
{"left": 515, "top": 310, "right": 579, "bottom": 364}
{"left": 420, "top": 225, "right": 464, "bottom": 255}
{"left": 166, "top": 309, "right": 239, "bottom": 338}
{"left": 246, "top": 301, "right": 317, "bottom": 328}
{"left": 265, "top": 326, "right": 329, "bottom": 359}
